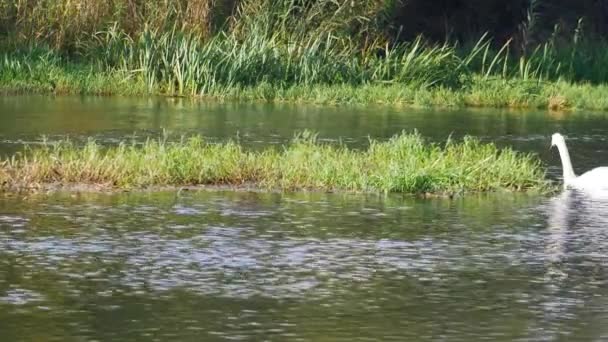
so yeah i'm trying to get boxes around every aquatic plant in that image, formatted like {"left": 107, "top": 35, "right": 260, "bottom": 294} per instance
{"left": 4, "top": 21, "right": 608, "bottom": 111}
{"left": 0, "top": 132, "right": 549, "bottom": 194}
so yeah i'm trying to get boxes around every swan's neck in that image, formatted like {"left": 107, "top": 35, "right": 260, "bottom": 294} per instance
{"left": 556, "top": 140, "right": 577, "bottom": 183}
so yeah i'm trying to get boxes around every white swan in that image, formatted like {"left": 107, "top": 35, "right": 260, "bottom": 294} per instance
{"left": 551, "top": 133, "right": 608, "bottom": 190}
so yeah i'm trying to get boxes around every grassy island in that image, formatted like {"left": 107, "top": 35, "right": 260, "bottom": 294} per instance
{"left": 0, "top": 132, "right": 548, "bottom": 194}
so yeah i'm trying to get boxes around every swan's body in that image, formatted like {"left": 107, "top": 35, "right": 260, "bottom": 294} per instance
{"left": 551, "top": 133, "right": 608, "bottom": 190}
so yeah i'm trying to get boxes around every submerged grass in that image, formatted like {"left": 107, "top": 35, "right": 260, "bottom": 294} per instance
{"left": 0, "top": 132, "right": 549, "bottom": 194}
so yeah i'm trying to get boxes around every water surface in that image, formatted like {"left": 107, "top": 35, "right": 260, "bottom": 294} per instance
{"left": 1, "top": 96, "right": 608, "bottom": 340}
{"left": 2, "top": 95, "right": 608, "bottom": 177}
{"left": 1, "top": 190, "right": 608, "bottom": 341}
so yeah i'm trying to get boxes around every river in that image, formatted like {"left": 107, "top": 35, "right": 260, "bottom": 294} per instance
{"left": 1, "top": 95, "right": 608, "bottom": 341}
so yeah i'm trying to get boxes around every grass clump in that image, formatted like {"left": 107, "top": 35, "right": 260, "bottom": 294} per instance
{"left": 0, "top": 132, "right": 549, "bottom": 195}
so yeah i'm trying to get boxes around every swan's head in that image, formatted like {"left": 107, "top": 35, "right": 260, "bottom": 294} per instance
{"left": 551, "top": 133, "right": 565, "bottom": 147}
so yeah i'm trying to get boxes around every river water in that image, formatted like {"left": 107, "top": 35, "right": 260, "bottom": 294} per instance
{"left": 1, "top": 96, "right": 608, "bottom": 341}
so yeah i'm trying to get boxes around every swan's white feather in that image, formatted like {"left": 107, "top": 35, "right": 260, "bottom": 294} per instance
{"left": 552, "top": 133, "right": 608, "bottom": 190}
{"left": 566, "top": 167, "right": 608, "bottom": 190}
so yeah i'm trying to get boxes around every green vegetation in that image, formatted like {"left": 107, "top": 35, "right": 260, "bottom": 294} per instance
{"left": 0, "top": 132, "right": 549, "bottom": 194}
{"left": 2, "top": 0, "right": 608, "bottom": 110}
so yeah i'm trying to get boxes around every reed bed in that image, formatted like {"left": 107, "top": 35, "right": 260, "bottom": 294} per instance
{"left": 4, "top": 51, "right": 608, "bottom": 110}
{"left": 2, "top": 0, "right": 608, "bottom": 110}
{"left": 3, "top": 26, "right": 608, "bottom": 110}
{"left": 0, "top": 132, "right": 549, "bottom": 194}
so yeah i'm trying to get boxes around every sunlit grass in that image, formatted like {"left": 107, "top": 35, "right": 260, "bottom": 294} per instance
{"left": 4, "top": 32, "right": 608, "bottom": 111}
{"left": 0, "top": 132, "right": 549, "bottom": 194}
{"left": 3, "top": 0, "right": 608, "bottom": 112}
{"left": 4, "top": 65, "right": 607, "bottom": 111}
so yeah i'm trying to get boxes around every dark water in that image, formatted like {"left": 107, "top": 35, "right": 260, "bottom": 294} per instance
{"left": 1, "top": 96, "right": 608, "bottom": 341}
{"left": 2, "top": 95, "right": 608, "bottom": 176}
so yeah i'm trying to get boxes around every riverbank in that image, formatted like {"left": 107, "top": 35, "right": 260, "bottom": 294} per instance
{"left": 4, "top": 37, "right": 608, "bottom": 111}
{"left": 2, "top": 68, "right": 608, "bottom": 111}
{"left": 4, "top": 0, "right": 608, "bottom": 111}
{"left": 0, "top": 132, "right": 549, "bottom": 195}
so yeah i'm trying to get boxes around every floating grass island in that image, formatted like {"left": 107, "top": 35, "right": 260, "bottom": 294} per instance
{"left": 0, "top": 132, "right": 549, "bottom": 195}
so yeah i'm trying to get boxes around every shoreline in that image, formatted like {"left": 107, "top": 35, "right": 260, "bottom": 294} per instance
{"left": 2, "top": 74, "right": 608, "bottom": 112}
{"left": 0, "top": 182, "right": 554, "bottom": 198}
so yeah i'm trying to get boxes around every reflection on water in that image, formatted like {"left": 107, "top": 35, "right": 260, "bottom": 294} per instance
{"left": 2, "top": 95, "right": 608, "bottom": 177}
{"left": 0, "top": 190, "right": 607, "bottom": 340}
{"left": 545, "top": 189, "right": 608, "bottom": 268}
{"left": 538, "top": 190, "right": 608, "bottom": 341}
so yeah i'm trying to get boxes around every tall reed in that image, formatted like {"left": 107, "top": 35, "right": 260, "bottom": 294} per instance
{"left": 0, "top": 0, "right": 236, "bottom": 48}
{"left": 3, "top": 0, "right": 608, "bottom": 106}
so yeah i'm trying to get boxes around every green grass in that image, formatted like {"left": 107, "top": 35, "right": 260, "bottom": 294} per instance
{"left": 4, "top": 25, "right": 608, "bottom": 111}
{"left": 3, "top": 51, "right": 608, "bottom": 110}
{"left": 4, "top": 0, "right": 608, "bottom": 111}
{"left": 0, "top": 132, "right": 549, "bottom": 194}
